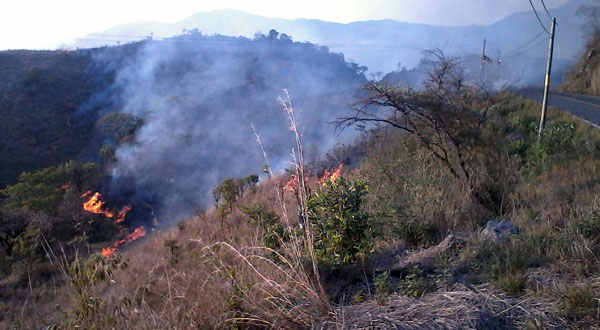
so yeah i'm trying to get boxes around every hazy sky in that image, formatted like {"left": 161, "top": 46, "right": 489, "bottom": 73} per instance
{"left": 1, "top": 0, "right": 570, "bottom": 50}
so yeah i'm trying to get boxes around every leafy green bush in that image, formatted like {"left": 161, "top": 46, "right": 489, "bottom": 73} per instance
{"left": 240, "top": 202, "right": 279, "bottom": 229}
{"left": 398, "top": 265, "right": 449, "bottom": 298}
{"left": 374, "top": 271, "right": 391, "bottom": 304}
{"left": 262, "top": 223, "right": 287, "bottom": 251}
{"left": 307, "top": 177, "right": 373, "bottom": 268}
{"left": 572, "top": 212, "right": 600, "bottom": 240}
{"left": 492, "top": 267, "right": 527, "bottom": 296}
{"left": 1, "top": 161, "right": 100, "bottom": 213}
{"left": 212, "top": 175, "right": 260, "bottom": 219}
{"left": 461, "top": 238, "right": 534, "bottom": 295}
{"left": 240, "top": 202, "right": 285, "bottom": 251}
{"left": 529, "top": 121, "right": 575, "bottom": 162}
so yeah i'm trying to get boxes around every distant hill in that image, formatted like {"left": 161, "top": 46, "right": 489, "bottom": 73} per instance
{"left": 76, "top": 0, "right": 590, "bottom": 83}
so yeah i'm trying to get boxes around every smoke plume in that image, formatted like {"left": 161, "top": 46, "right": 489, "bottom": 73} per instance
{"left": 88, "top": 33, "right": 366, "bottom": 223}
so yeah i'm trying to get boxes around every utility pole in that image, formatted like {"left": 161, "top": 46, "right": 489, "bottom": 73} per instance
{"left": 480, "top": 39, "right": 487, "bottom": 84}
{"left": 538, "top": 17, "right": 556, "bottom": 137}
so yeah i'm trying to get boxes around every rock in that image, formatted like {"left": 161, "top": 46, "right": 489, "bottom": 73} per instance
{"left": 480, "top": 220, "right": 519, "bottom": 244}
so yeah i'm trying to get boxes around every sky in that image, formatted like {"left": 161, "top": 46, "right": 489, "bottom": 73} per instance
{"left": 0, "top": 0, "right": 570, "bottom": 50}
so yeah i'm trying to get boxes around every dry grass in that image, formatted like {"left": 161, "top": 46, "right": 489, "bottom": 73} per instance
{"left": 9, "top": 92, "right": 600, "bottom": 329}
{"left": 337, "top": 284, "right": 564, "bottom": 329}
{"left": 513, "top": 159, "right": 600, "bottom": 220}
{"left": 61, "top": 90, "right": 336, "bottom": 329}
{"left": 81, "top": 175, "right": 329, "bottom": 329}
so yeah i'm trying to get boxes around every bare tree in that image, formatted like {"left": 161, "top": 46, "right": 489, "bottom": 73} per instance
{"left": 337, "top": 50, "right": 499, "bottom": 209}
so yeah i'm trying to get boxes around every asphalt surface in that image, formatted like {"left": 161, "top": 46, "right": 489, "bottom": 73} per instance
{"left": 518, "top": 88, "right": 600, "bottom": 127}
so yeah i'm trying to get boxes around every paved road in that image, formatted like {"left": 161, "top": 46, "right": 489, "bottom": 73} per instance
{"left": 518, "top": 88, "right": 600, "bottom": 127}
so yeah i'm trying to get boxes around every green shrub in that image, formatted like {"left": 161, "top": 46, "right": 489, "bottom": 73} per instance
{"left": 491, "top": 248, "right": 530, "bottom": 295}
{"left": 463, "top": 238, "right": 533, "bottom": 295}
{"left": 526, "top": 121, "right": 576, "bottom": 169}
{"left": 1, "top": 161, "right": 101, "bottom": 213}
{"left": 262, "top": 223, "right": 286, "bottom": 250}
{"left": 98, "top": 144, "right": 117, "bottom": 163}
{"left": 95, "top": 113, "right": 144, "bottom": 143}
{"left": 351, "top": 290, "right": 366, "bottom": 304}
{"left": 307, "top": 177, "right": 373, "bottom": 268}
{"left": 572, "top": 212, "right": 600, "bottom": 241}
{"left": 374, "top": 271, "right": 391, "bottom": 305}
{"left": 240, "top": 202, "right": 279, "bottom": 229}
{"left": 398, "top": 265, "right": 449, "bottom": 298}
{"left": 212, "top": 175, "right": 260, "bottom": 219}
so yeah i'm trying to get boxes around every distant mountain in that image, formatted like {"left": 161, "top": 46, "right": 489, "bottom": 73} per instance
{"left": 76, "top": 0, "right": 590, "bottom": 78}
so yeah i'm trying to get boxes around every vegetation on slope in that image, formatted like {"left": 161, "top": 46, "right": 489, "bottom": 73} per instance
{"left": 5, "top": 12, "right": 600, "bottom": 325}
{"left": 0, "top": 50, "right": 96, "bottom": 187}
{"left": 3, "top": 50, "right": 600, "bottom": 328}
{"left": 0, "top": 32, "right": 371, "bottom": 328}
{"left": 561, "top": 1, "right": 600, "bottom": 95}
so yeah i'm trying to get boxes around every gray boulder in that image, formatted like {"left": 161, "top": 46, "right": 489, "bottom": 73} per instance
{"left": 481, "top": 221, "right": 520, "bottom": 244}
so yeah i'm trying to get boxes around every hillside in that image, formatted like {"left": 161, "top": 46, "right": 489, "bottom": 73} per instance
{"left": 562, "top": 32, "right": 600, "bottom": 95}
{"left": 92, "top": 32, "right": 367, "bottom": 223}
{"left": 0, "top": 32, "right": 367, "bottom": 216}
{"left": 0, "top": 33, "right": 370, "bottom": 327}
{"left": 6, "top": 4, "right": 600, "bottom": 328}
{"left": 8, "top": 69, "right": 600, "bottom": 328}
{"left": 0, "top": 50, "right": 97, "bottom": 187}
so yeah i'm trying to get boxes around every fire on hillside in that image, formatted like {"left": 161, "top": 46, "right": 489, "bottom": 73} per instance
{"left": 101, "top": 226, "right": 146, "bottom": 257}
{"left": 81, "top": 190, "right": 144, "bottom": 257}
{"left": 319, "top": 163, "right": 344, "bottom": 186}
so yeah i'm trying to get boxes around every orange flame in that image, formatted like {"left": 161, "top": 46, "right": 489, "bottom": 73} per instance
{"left": 82, "top": 192, "right": 132, "bottom": 224}
{"left": 284, "top": 175, "right": 299, "bottom": 192}
{"left": 101, "top": 226, "right": 146, "bottom": 257}
{"left": 60, "top": 184, "right": 70, "bottom": 190}
{"left": 83, "top": 191, "right": 140, "bottom": 257}
{"left": 83, "top": 192, "right": 114, "bottom": 217}
{"left": 330, "top": 164, "right": 343, "bottom": 183}
{"left": 284, "top": 174, "right": 310, "bottom": 193}
{"left": 101, "top": 247, "right": 117, "bottom": 257}
{"left": 319, "top": 163, "right": 344, "bottom": 186}
{"left": 116, "top": 205, "right": 133, "bottom": 223}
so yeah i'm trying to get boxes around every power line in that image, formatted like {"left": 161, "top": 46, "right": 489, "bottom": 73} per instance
{"left": 539, "top": 0, "right": 553, "bottom": 21}
{"left": 528, "top": 0, "right": 551, "bottom": 35}
{"left": 479, "top": 32, "right": 545, "bottom": 60}
{"left": 502, "top": 37, "right": 547, "bottom": 59}
{"left": 502, "top": 31, "right": 545, "bottom": 57}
